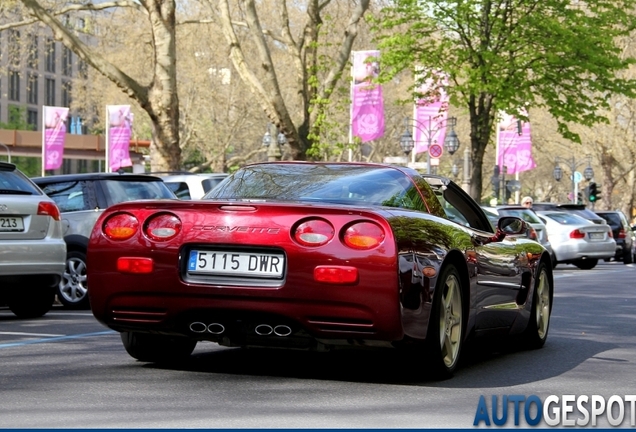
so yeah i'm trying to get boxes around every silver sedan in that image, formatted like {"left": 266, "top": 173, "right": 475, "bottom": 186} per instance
{"left": 535, "top": 210, "right": 615, "bottom": 270}
{"left": 0, "top": 162, "right": 66, "bottom": 317}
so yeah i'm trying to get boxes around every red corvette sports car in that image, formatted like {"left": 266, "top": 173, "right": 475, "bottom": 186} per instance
{"left": 88, "top": 162, "right": 553, "bottom": 377}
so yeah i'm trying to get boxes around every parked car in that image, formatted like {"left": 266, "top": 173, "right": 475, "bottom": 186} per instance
{"left": 482, "top": 206, "right": 556, "bottom": 267}
{"left": 87, "top": 162, "right": 553, "bottom": 378}
{"left": 594, "top": 210, "right": 634, "bottom": 264}
{"left": 152, "top": 172, "right": 228, "bottom": 200}
{"left": 535, "top": 211, "right": 615, "bottom": 269}
{"left": 1, "top": 162, "right": 66, "bottom": 318}
{"left": 32, "top": 172, "right": 176, "bottom": 309}
{"left": 532, "top": 203, "right": 606, "bottom": 225}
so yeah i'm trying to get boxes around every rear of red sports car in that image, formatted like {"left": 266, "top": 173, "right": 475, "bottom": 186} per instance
{"left": 88, "top": 199, "right": 406, "bottom": 351}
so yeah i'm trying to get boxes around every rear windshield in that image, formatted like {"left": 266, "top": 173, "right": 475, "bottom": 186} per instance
{"left": 102, "top": 179, "right": 175, "bottom": 204}
{"left": 596, "top": 213, "right": 621, "bottom": 227}
{"left": 497, "top": 208, "right": 542, "bottom": 224}
{"left": 0, "top": 168, "right": 41, "bottom": 195}
{"left": 541, "top": 212, "right": 592, "bottom": 225}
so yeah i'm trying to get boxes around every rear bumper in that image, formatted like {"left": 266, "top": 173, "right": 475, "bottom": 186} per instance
{"left": 553, "top": 240, "right": 616, "bottom": 261}
{"left": 0, "top": 239, "right": 66, "bottom": 277}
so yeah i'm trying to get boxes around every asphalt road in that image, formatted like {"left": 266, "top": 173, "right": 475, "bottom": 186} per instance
{"left": 1, "top": 261, "right": 635, "bottom": 428}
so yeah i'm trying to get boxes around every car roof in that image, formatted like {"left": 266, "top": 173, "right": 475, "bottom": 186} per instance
{"left": 31, "top": 172, "right": 164, "bottom": 183}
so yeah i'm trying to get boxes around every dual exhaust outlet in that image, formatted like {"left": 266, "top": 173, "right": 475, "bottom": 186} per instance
{"left": 189, "top": 322, "right": 292, "bottom": 337}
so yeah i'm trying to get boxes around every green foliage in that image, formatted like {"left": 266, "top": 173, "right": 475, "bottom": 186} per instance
{"left": 0, "top": 106, "right": 41, "bottom": 175}
{"left": 0, "top": 105, "right": 34, "bottom": 131}
{"left": 372, "top": 0, "right": 636, "bottom": 142}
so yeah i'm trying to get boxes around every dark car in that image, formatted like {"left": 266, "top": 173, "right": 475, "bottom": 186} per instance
{"left": 594, "top": 210, "right": 634, "bottom": 264}
{"left": 531, "top": 203, "right": 606, "bottom": 225}
{"left": 32, "top": 172, "right": 176, "bottom": 308}
{"left": 87, "top": 162, "right": 553, "bottom": 378}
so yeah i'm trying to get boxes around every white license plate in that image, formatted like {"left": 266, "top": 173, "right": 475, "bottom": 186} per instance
{"left": 187, "top": 250, "right": 285, "bottom": 277}
{"left": 0, "top": 216, "right": 24, "bottom": 232}
{"left": 589, "top": 232, "right": 604, "bottom": 240}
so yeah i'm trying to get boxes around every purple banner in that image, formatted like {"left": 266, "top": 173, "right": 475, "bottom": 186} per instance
{"left": 497, "top": 112, "right": 536, "bottom": 174}
{"left": 107, "top": 105, "right": 133, "bottom": 172}
{"left": 351, "top": 50, "right": 385, "bottom": 143}
{"left": 413, "top": 71, "right": 449, "bottom": 154}
{"left": 43, "top": 106, "right": 69, "bottom": 170}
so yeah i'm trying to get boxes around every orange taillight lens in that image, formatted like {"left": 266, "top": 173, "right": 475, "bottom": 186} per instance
{"left": 343, "top": 222, "right": 385, "bottom": 250}
{"left": 103, "top": 213, "right": 139, "bottom": 240}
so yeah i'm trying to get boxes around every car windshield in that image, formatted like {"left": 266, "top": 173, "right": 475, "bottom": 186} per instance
{"left": 208, "top": 163, "right": 425, "bottom": 210}
{"left": 541, "top": 212, "right": 592, "bottom": 225}
{"left": 497, "top": 208, "right": 542, "bottom": 224}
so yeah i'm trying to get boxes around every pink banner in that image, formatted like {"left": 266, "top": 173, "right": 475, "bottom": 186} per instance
{"left": 107, "top": 105, "right": 133, "bottom": 172}
{"left": 497, "top": 112, "right": 536, "bottom": 174}
{"left": 413, "top": 71, "right": 449, "bottom": 154}
{"left": 351, "top": 50, "right": 384, "bottom": 143}
{"left": 43, "top": 106, "right": 69, "bottom": 170}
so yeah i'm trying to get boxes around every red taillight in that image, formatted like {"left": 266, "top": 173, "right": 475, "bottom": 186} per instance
{"left": 117, "top": 257, "right": 153, "bottom": 274}
{"left": 144, "top": 213, "right": 182, "bottom": 241}
{"left": 293, "top": 219, "right": 334, "bottom": 246}
{"left": 37, "top": 201, "right": 61, "bottom": 221}
{"left": 608, "top": 230, "right": 614, "bottom": 238}
{"left": 569, "top": 229, "right": 586, "bottom": 239}
{"left": 314, "top": 266, "right": 358, "bottom": 284}
{"left": 618, "top": 229, "right": 626, "bottom": 239}
{"left": 103, "top": 213, "right": 139, "bottom": 240}
{"left": 343, "top": 222, "right": 385, "bottom": 250}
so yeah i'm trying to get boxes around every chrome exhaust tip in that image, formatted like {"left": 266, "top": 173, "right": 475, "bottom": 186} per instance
{"left": 207, "top": 323, "right": 225, "bottom": 334}
{"left": 274, "top": 325, "right": 292, "bottom": 337}
{"left": 255, "top": 324, "right": 274, "bottom": 336}
{"left": 190, "top": 322, "right": 207, "bottom": 333}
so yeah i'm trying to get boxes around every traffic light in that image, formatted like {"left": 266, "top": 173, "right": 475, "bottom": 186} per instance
{"left": 588, "top": 182, "right": 601, "bottom": 202}
{"left": 577, "top": 191, "right": 583, "bottom": 204}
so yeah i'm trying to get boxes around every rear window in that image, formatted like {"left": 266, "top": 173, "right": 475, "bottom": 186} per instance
{"left": 165, "top": 181, "right": 192, "bottom": 200}
{"left": 0, "top": 167, "right": 41, "bottom": 195}
{"left": 596, "top": 212, "right": 621, "bottom": 227}
{"left": 102, "top": 179, "right": 175, "bottom": 204}
{"left": 498, "top": 209, "right": 542, "bottom": 224}
{"left": 541, "top": 212, "right": 591, "bottom": 225}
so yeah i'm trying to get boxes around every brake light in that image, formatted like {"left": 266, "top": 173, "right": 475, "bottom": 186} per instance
{"left": 293, "top": 219, "right": 334, "bottom": 246}
{"left": 314, "top": 266, "right": 358, "bottom": 284}
{"left": 569, "top": 229, "right": 586, "bottom": 239}
{"left": 103, "top": 213, "right": 139, "bottom": 240}
{"left": 117, "top": 257, "right": 153, "bottom": 274}
{"left": 37, "top": 202, "right": 61, "bottom": 221}
{"left": 343, "top": 222, "right": 385, "bottom": 250}
{"left": 608, "top": 230, "right": 613, "bottom": 238}
{"left": 144, "top": 213, "right": 182, "bottom": 241}
{"left": 618, "top": 229, "right": 626, "bottom": 239}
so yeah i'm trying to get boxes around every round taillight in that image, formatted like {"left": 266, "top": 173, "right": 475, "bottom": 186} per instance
{"left": 103, "top": 213, "right": 139, "bottom": 240}
{"left": 343, "top": 222, "right": 385, "bottom": 250}
{"left": 144, "top": 213, "right": 182, "bottom": 241}
{"left": 293, "top": 219, "right": 334, "bottom": 246}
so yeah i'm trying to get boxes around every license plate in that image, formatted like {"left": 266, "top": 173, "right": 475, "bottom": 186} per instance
{"left": 0, "top": 216, "right": 24, "bottom": 232}
{"left": 187, "top": 250, "right": 285, "bottom": 277}
{"left": 589, "top": 232, "right": 604, "bottom": 240}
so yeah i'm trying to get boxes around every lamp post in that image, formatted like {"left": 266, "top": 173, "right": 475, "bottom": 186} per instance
{"left": 553, "top": 155, "right": 593, "bottom": 203}
{"left": 0, "top": 143, "right": 10, "bottom": 163}
{"left": 398, "top": 116, "right": 460, "bottom": 175}
{"left": 262, "top": 123, "right": 287, "bottom": 162}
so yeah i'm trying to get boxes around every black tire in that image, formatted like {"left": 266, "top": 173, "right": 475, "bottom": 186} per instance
{"left": 574, "top": 259, "right": 598, "bottom": 270}
{"left": 522, "top": 261, "right": 552, "bottom": 349}
{"left": 426, "top": 265, "right": 464, "bottom": 379}
{"left": 550, "top": 253, "right": 557, "bottom": 269}
{"left": 8, "top": 288, "right": 55, "bottom": 319}
{"left": 623, "top": 248, "right": 633, "bottom": 264}
{"left": 120, "top": 332, "right": 197, "bottom": 363}
{"left": 58, "top": 250, "right": 90, "bottom": 309}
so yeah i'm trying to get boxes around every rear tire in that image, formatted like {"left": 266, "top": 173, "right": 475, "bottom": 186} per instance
{"left": 120, "top": 332, "right": 197, "bottom": 363}
{"left": 8, "top": 288, "right": 55, "bottom": 319}
{"left": 58, "top": 251, "right": 90, "bottom": 309}
{"left": 623, "top": 248, "right": 633, "bottom": 264}
{"left": 426, "top": 265, "right": 464, "bottom": 379}
{"left": 574, "top": 259, "right": 597, "bottom": 270}
{"left": 522, "top": 261, "right": 552, "bottom": 349}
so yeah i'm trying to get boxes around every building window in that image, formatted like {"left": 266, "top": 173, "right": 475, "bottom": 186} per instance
{"left": 78, "top": 60, "right": 88, "bottom": 79}
{"left": 27, "top": 72, "right": 39, "bottom": 105}
{"left": 62, "top": 46, "right": 73, "bottom": 76}
{"left": 9, "top": 30, "right": 21, "bottom": 67}
{"left": 28, "top": 34, "right": 39, "bottom": 69}
{"left": 27, "top": 109, "right": 38, "bottom": 130}
{"left": 62, "top": 81, "right": 72, "bottom": 107}
{"left": 9, "top": 71, "right": 20, "bottom": 102}
{"left": 46, "top": 77, "right": 56, "bottom": 106}
{"left": 46, "top": 38, "right": 56, "bottom": 73}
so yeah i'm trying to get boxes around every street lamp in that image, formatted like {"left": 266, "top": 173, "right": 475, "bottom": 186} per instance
{"left": 398, "top": 116, "right": 460, "bottom": 174}
{"left": 0, "top": 143, "right": 11, "bottom": 163}
{"left": 262, "top": 123, "right": 286, "bottom": 161}
{"left": 553, "top": 155, "right": 593, "bottom": 204}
